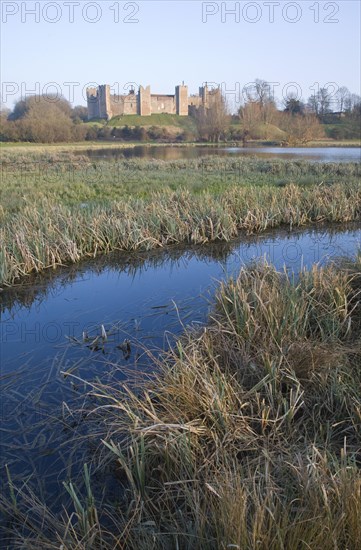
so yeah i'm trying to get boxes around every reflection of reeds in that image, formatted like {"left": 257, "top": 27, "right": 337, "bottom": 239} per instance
{"left": 1, "top": 222, "right": 359, "bottom": 314}
{"left": 1, "top": 257, "right": 361, "bottom": 548}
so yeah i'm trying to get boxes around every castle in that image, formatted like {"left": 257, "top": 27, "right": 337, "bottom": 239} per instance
{"left": 86, "top": 83, "right": 220, "bottom": 120}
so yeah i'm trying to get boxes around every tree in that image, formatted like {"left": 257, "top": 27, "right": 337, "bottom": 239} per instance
{"left": 9, "top": 99, "right": 29, "bottom": 121}
{"left": 284, "top": 97, "right": 305, "bottom": 116}
{"left": 85, "top": 125, "right": 98, "bottom": 141}
{"left": 245, "top": 79, "right": 274, "bottom": 106}
{"left": 10, "top": 95, "right": 72, "bottom": 121}
{"left": 71, "top": 105, "right": 88, "bottom": 122}
{"left": 133, "top": 126, "right": 147, "bottom": 141}
{"left": 345, "top": 93, "right": 361, "bottom": 113}
{"left": 4, "top": 95, "right": 84, "bottom": 142}
{"left": 351, "top": 100, "right": 361, "bottom": 120}
{"left": 195, "top": 90, "right": 229, "bottom": 142}
{"left": 238, "top": 102, "right": 257, "bottom": 143}
{"left": 243, "top": 79, "right": 277, "bottom": 125}
{"left": 278, "top": 112, "right": 324, "bottom": 145}
{"left": 307, "top": 88, "right": 332, "bottom": 118}
{"left": 318, "top": 88, "right": 332, "bottom": 116}
{"left": 336, "top": 86, "right": 350, "bottom": 113}
{"left": 307, "top": 93, "right": 319, "bottom": 115}
{"left": 0, "top": 109, "right": 20, "bottom": 141}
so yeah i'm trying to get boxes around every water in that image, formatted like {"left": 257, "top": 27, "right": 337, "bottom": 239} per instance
{"left": 1, "top": 223, "right": 361, "bottom": 514}
{"left": 79, "top": 145, "right": 361, "bottom": 162}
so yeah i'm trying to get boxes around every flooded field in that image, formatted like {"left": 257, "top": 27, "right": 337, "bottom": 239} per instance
{"left": 1, "top": 223, "right": 360, "bottom": 512}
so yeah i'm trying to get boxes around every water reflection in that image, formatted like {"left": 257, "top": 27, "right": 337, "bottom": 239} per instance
{"left": 77, "top": 145, "right": 361, "bottom": 162}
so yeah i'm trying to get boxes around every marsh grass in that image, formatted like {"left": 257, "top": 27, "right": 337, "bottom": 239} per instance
{"left": 1, "top": 258, "right": 361, "bottom": 548}
{"left": 1, "top": 154, "right": 361, "bottom": 286}
{"left": 2, "top": 155, "right": 360, "bottom": 211}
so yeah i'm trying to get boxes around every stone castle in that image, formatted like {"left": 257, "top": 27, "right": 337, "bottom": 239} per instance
{"left": 86, "top": 83, "right": 220, "bottom": 120}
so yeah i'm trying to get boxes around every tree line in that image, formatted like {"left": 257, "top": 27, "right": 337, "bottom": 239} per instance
{"left": 0, "top": 80, "right": 360, "bottom": 144}
{"left": 194, "top": 79, "right": 361, "bottom": 144}
{"left": 0, "top": 96, "right": 89, "bottom": 143}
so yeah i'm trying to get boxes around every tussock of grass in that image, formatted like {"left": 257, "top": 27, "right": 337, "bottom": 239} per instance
{"left": 2, "top": 258, "right": 361, "bottom": 548}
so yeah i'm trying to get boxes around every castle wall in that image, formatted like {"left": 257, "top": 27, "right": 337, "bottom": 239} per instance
{"left": 123, "top": 94, "right": 138, "bottom": 115}
{"left": 199, "top": 86, "right": 207, "bottom": 106}
{"left": 151, "top": 94, "right": 176, "bottom": 114}
{"left": 87, "top": 83, "right": 220, "bottom": 120}
{"left": 188, "top": 95, "right": 202, "bottom": 108}
{"left": 109, "top": 93, "right": 138, "bottom": 117}
{"left": 207, "top": 88, "right": 221, "bottom": 107}
{"left": 110, "top": 95, "right": 124, "bottom": 117}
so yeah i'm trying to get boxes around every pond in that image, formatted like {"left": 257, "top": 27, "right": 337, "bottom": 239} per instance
{"left": 78, "top": 145, "right": 361, "bottom": 162}
{"left": 1, "top": 223, "right": 361, "bottom": 516}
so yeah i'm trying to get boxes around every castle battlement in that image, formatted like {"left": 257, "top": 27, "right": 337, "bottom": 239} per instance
{"left": 86, "top": 83, "right": 219, "bottom": 120}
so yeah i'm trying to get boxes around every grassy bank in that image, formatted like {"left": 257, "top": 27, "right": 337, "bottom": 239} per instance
{"left": 307, "top": 139, "right": 361, "bottom": 148}
{"left": 109, "top": 113, "right": 197, "bottom": 130}
{"left": 2, "top": 257, "right": 361, "bottom": 548}
{"left": 1, "top": 154, "right": 361, "bottom": 287}
{"left": 0, "top": 141, "right": 141, "bottom": 152}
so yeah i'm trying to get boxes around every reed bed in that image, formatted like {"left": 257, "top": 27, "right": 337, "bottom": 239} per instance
{"left": 1, "top": 257, "right": 361, "bottom": 548}
{"left": 2, "top": 155, "right": 361, "bottom": 214}
{"left": 2, "top": 154, "right": 361, "bottom": 287}
{"left": 1, "top": 178, "right": 361, "bottom": 287}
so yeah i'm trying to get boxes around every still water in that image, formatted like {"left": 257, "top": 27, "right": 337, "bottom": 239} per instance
{"left": 1, "top": 223, "right": 361, "bottom": 512}
{"left": 79, "top": 145, "right": 361, "bottom": 162}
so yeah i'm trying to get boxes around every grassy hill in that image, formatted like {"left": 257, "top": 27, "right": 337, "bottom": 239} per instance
{"left": 109, "top": 113, "right": 197, "bottom": 131}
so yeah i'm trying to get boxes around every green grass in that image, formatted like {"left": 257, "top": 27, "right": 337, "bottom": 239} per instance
{"left": 0, "top": 141, "right": 139, "bottom": 151}
{"left": 322, "top": 119, "right": 361, "bottom": 141}
{"left": 1, "top": 257, "right": 361, "bottom": 548}
{"left": 309, "top": 139, "right": 361, "bottom": 147}
{"left": 230, "top": 120, "right": 287, "bottom": 141}
{"left": 108, "top": 113, "right": 197, "bottom": 131}
{"left": 1, "top": 152, "right": 360, "bottom": 286}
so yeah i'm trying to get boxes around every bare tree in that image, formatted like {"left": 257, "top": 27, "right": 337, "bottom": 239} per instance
{"left": 238, "top": 102, "right": 261, "bottom": 144}
{"left": 279, "top": 112, "right": 324, "bottom": 145}
{"left": 307, "top": 93, "right": 319, "bottom": 115}
{"left": 345, "top": 93, "right": 361, "bottom": 113}
{"left": 71, "top": 105, "right": 89, "bottom": 122}
{"left": 245, "top": 79, "right": 273, "bottom": 106}
{"left": 308, "top": 88, "right": 332, "bottom": 117}
{"left": 195, "top": 91, "right": 229, "bottom": 142}
{"left": 318, "top": 88, "right": 332, "bottom": 116}
{"left": 336, "top": 86, "right": 350, "bottom": 113}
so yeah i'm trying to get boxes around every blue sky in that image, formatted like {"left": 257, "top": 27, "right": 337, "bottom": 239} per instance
{"left": 1, "top": 0, "right": 360, "bottom": 109}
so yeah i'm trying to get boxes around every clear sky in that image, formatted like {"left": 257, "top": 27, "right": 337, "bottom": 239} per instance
{"left": 1, "top": 0, "right": 360, "bottom": 110}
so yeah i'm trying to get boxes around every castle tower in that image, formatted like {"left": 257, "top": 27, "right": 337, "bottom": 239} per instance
{"left": 200, "top": 83, "right": 209, "bottom": 108}
{"left": 175, "top": 84, "right": 188, "bottom": 116}
{"left": 86, "top": 87, "right": 99, "bottom": 120}
{"left": 138, "top": 85, "right": 151, "bottom": 116}
{"left": 86, "top": 85, "right": 111, "bottom": 120}
{"left": 98, "top": 84, "right": 112, "bottom": 119}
